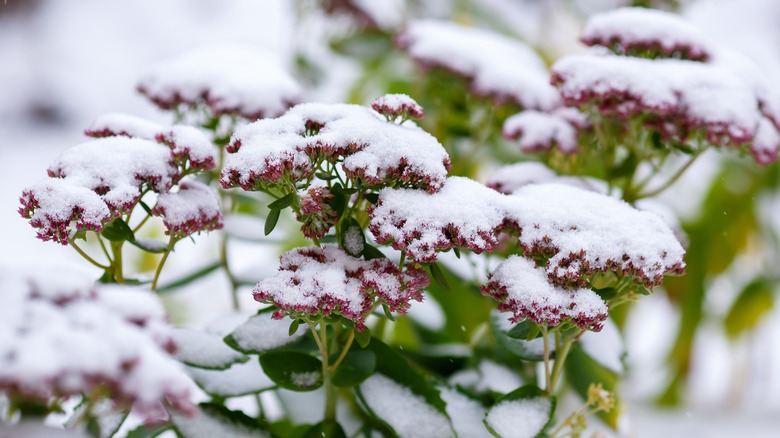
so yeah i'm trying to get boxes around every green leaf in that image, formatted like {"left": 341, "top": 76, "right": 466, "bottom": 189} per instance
{"left": 101, "top": 218, "right": 135, "bottom": 242}
{"left": 303, "top": 421, "right": 347, "bottom": 438}
{"left": 724, "top": 278, "right": 775, "bottom": 339}
{"left": 362, "top": 243, "right": 386, "bottom": 260}
{"left": 429, "top": 263, "right": 450, "bottom": 291}
{"left": 340, "top": 218, "right": 365, "bottom": 257}
{"left": 268, "top": 192, "right": 296, "bottom": 210}
{"left": 564, "top": 343, "right": 621, "bottom": 429}
{"left": 382, "top": 304, "right": 396, "bottom": 321}
{"left": 139, "top": 200, "right": 153, "bottom": 215}
{"left": 355, "top": 326, "right": 372, "bottom": 348}
{"left": 125, "top": 424, "right": 171, "bottom": 438}
{"left": 259, "top": 350, "right": 323, "bottom": 391}
{"left": 156, "top": 262, "right": 221, "bottom": 293}
{"left": 332, "top": 349, "right": 377, "bottom": 387}
{"left": 365, "top": 192, "right": 379, "bottom": 204}
{"left": 484, "top": 385, "right": 556, "bottom": 438}
{"left": 491, "top": 312, "right": 548, "bottom": 361}
{"left": 453, "top": 246, "right": 461, "bottom": 259}
{"left": 315, "top": 172, "right": 337, "bottom": 181}
{"left": 264, "top": 208, "right": 281, "bottom": 236}
{"left": 129, "top": 238, "right": 168, "bottom": 254}
{"left": 506, "top": 319, "right": 542, "bottom": 340}
{"left": 289, "top": 319, "right": 301, "bottom": 337}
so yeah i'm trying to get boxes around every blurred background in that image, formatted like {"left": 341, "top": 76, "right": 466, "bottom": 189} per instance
{"left": 1, "top": 0, "right": 779, "bottom": 436}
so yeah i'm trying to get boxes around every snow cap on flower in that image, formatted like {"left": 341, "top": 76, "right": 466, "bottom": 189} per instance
{"left": 581, "top": 7, "right": 713, "bottom": 61}
{"left": 551, "top": 53, "right": 780, "bottom": 162}
{"left": 371, "top": 94, "right": 425, "bottom": 120}
{"left": 84, "top": 112, "right": 164, "bottom": 139}
{"left": 482, "top": 256, "right": 608, "bottom": 331}
{"left": 369, "top": 177, "right": 507, "bottom": 262}
{"left": 221, "top": 101, "right": 450, "bottom": 192}
{"left": 505, "top": 183, "right": 686, "bottom": 287}
{"left": 137, "top": 44, "right": 302, "bottom": 120}
{"left": 503, "top": 110, "right": 579, "bottom": 154}
{"left": 397, "top": 20, "right": 559, "bottom": 110}
{"left": 253, "top": 246, "right": 428, "bottom": 330}
{"left": 296, "top": 186, "right": 339, "bottom": 239}
{"left": 0, "top": 268, "right": 194, "bottom": 416}
{"left": 155, "top": 125, "right": 217, "bottom": 172}
{"left": 152, "top": 180, "right": 223, "bottom": 238}
{"left": 19, "top": 179, "right": 110, "bottom": 245}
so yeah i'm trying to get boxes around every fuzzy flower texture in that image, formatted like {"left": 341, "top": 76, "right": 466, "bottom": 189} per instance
{"left": 19, "top": 113, "right": 222, "bottom": 244}
{"left": 0, "top": 267, "right": 194, "bottom": 416}
{"left": 253, "top": 246, "right": 428, "bottom": 330}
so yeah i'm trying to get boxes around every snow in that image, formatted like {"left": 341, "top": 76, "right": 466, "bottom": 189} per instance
{"left": 483, "top": 256, "right": 608, "bottom": 330}
{"left": 371, "top": 178, "right": 685, "bottom": 287}
{"left": 0, "top": 269, "right": 194, "bottom": 415}
{"left": 137, "top": 43, "right": 302, "bottom": 120}
{"left": 84, "top": 112, "right": 163, "bottom": 139}
{"left": 397, "top": 20, "right": 559, "bottom": 110}
{"left": 187, "top": 360, "right": 273, "bottom": 398}
{"left": 170, "top": 405, "right": 270, "bottom": 438}
{"left": 581, "top": 7, "right": 713, "bottom": 61}
{"left": 449, "top": 359, "right": 524, "bottom": 394}
{"left": 252, "top": 246, "right": 427, "bottom": 329}
{"left": 221, "top": 102, "right": 450, "bottom": 193}
{"left": 503, "top": 110, "right": 579, "bottom": 154}
{"left": 485, "top": 162, "right": 558, "bottom": 194}
{"left": 156, "top": 125, "right": 217, "bottom": 171}
{"left": 551, "top": 52, "right": 780, "bottom": 162}
{"left": 290, "top": 371, "right": 321, "bottom": 388}
{"left": 579, "top": 319, "right": 625, "bottom": 373}
{"left": 153, "top": 180, "right": 223, "bottom": 238}
{"left": 359, "top": 374, "right": 452, "bottom": 438}
{"left": 343, "top": 225, "right": 365, "bottom": 256}
{"left": 485, "top": 397, "right": 552, "bottom": 438}
{"left": 171, "top": 327, "right": 247, "bottom": 369}
{"left": 439, "top": 387, "right": 491, "bottom": 438}
{"left": 371, "top": 94, "right": 424, "bottom": 120}
{"left": 227, "top": 311, "right": 305, "bottom": 354}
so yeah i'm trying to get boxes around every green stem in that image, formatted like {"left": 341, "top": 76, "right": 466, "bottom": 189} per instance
{"left": 151, "top": 237, "right": 178, "bottom": 292}
{"left": 320, "top": 321, "right": 338, "bottom": 423}
{"left": 110, "top": 241, "right": 125, "bottom": 284}
{"left": 549, "top": 330, "right": 584, "bottom": 393}
{"left": 329, "top": 330, "right": 355, "bottom": 373}
{"left": 70, "top": 240, "right": 109, "bottom": 270}
{"left": 97, "top": 236, "right": 113, "bottom": 264}
{"left": 636, "top": 150, "right": 704, "bottom": 199}
{"left": 219, "top": 234, "right": 240, "bottom": 310}
{"left": 541, "top": 326, "right": 552, "bottom": 395}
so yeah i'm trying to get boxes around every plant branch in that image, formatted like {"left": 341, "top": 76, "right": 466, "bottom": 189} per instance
{"left": 151, "top": 236, "right": 179, "bottom": 292}
{"left": 70, "top": 240, "right": 109, "bottom": 270}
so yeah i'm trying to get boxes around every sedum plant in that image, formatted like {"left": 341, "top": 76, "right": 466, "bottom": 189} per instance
{"left": 5, "top": 5, "right": 778, "bottom": 438}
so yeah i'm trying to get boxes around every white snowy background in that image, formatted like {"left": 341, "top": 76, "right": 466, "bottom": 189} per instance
{"left": 2, "top": 0, "right": 780, "bottom": 436}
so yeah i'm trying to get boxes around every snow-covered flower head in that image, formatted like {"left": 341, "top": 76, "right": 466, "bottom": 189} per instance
{"left": 152, "top": 180, "right": 223, "bottom": 239}
{"left": 371, "top": 93, "right": 425, "bottom": 121}
{"left": 137, "top": 44, "right": 302, "bottom": 120}
{"left": 503, "top": 110, "right": 580, "bottom": 155}
{"left": 253, "top": 246, "right": 428, "bottom": 330}
{"left": 0, "top": 268, "right": 194, "bottom": 416}
{"left": 482, "top": 256, "right": 608, "bottom": 331}
{"left": 221, "top": 99, "right": 450, "bottom": 193}
{"left": 296, "top": 186, "right": 339, "bottom": 239}
{"left": 580, "top": 7, "right": 713, "bottom": 61}
{"left": 396, "top": 20, "right": 559, "bottom": 110}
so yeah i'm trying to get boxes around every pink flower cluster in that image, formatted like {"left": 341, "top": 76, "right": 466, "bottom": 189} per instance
{"left": 152, "top": 181, "right": 224, "bottom": 238}
{"left": 253, "top": 246, "right": 429, "bottom": 330}
{"left": 371, "top": 94, "right": 425, "bottom": 120}
{"left": 370, "top": 177, "right": 686, "bottom": 288}
{"left": 482, "top": 256, "right": 608, "bottom": 331}
{"left": 20, "top": 114, "right": 220, "bottom": 244}
{"left": 221, "top": 99, "right": 451, "bottom": 193}
{"left": 0, "top": 268, "right": 194, "bottom": 416}
{"left": 580, "top": 7, "right": 712, "bottom": 61}
{"left": 296, "top": 187, "right": 339, "bottom": 239}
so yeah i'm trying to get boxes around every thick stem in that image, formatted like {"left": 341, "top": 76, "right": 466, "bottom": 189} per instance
{"left": 320, "top": 321, "right": 338, "bottom": 423}
{"left": 549, "top": 330, "right": 585, "bottom": 393}
{"left": 110, "top": 241, "right": 125, "bottom": 284}
{"left": 151, "top": 237, "right": 178, "bottom": 292}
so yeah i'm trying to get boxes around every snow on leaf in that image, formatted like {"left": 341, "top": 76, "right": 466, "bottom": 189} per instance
{"left": 581, "top": 7, "right": 713, "bottom": 61}
{"left": 0, "top": 269, "right": 194, "bottom": 417}
{"left": 503, "top": 110, "right": 579, "bottom": 154}
{"left": 439, "top": 387, "right": 492, "bottom": 438}
{"left": 137, "top": 44, "right": 302, "bottom": 120}
{"left": 171, "top": 328, "right": 248, "bottom": 370}
{"left": 485, "top": 162, "right": 558, "bottom": 195}
{"left": 397, "top": 20, "right": 558, "bottom": 110}
{"left": 152, "top": 180, "right": 223, "bottom": 238}
{"left": 252, "top": 246, "right": 428, "bottom": 330}
{"left": 484, "top": 396, "right": 552, "bottom": 438}
{"left": 186, "top": 360, "right": 273, "bottom": 398}
{"left": 359, "top": 374, "right": 452, "bottom": 438}
{"left": 220, "top": 102, "right": 450, "bottom": 192}
{"left": 170, "top": 403, "right": 270, "bottom": 438}
{"left": 482, "top": 256, "right": 608, "bottom": 331}
{"left": 226, "top": 311, "right": 305, "bottom": 354}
